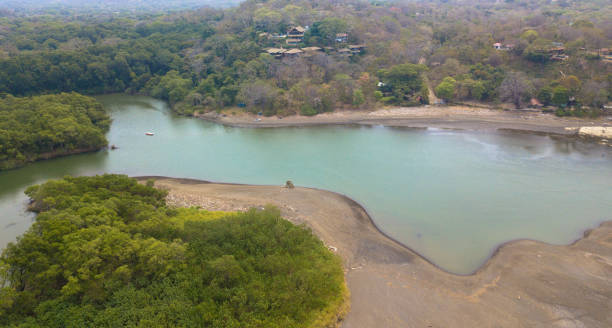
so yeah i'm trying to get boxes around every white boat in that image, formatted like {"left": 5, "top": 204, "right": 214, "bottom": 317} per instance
{"left": 145, "top": 132, "right": 154, "bottom": 136}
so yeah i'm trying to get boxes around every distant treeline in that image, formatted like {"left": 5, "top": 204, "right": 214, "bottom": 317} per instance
{"left": 0, "top": 175, "right": 348, "bottom": 327}
{"left": 0, "top": 0, "right": 610, "bottom": 117}
{"left": 0, "top": 93, "right": 110, "bottom": 170}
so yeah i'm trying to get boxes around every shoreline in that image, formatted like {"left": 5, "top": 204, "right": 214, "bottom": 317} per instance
{"left": 0, "top": 146, "right": 106, "bottom": 172}
{"left": 143, "top": 177, "right": 612, "bottom": 327}
{"left": 136, "top": 176, "right": 608, "bottom": 276}
{"left": 196, "top": 105, "right": 612, "bottom": 138}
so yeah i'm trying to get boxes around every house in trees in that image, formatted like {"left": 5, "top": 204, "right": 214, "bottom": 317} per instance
{"left": 599, "top": 48, "right": 612, "bottom": 63}
{"left": 549, "top": 46, "right": 568, "bottom": 61}
{"left": 284, "top": 48, "right": 304, "bottom": 57}
{"left": 286, "top": 26, "right": 305, "bottom": 45}
{"left": 301, "top": 47, "right": 323, "bottom": 57}
{"left": 336, "top": 33, "right": 348, "bottom": 43}
{"left": 266, "top": 48, "right": 287, "bottom": 59}
{"left": 337, "top": 48, "right": 352, "bottom": 57}
{"left": 286, "top": 38, "right": 302, "bottom": 46}
{"left": 349, "top": 44, "right": 366, "bottom": 54}
{"left": 493, "top": 42, "right": 514, "bottom": 50}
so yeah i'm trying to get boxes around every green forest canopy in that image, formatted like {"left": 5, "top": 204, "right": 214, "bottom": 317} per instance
{"left": 0, "top": 0, "right": 609, "bottom": 117}
{"left": 0, "top": 93, "right": 110, "bottom": 170}
{"left": 0, "top": 175, "right": 348, "bottom": 327}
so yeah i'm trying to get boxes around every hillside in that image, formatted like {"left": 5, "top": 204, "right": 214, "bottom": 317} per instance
{"left": 0, "top": 0, "right": 609, "bottom": 117}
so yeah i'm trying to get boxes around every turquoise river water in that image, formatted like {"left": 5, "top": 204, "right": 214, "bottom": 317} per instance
{"left": 1, "top": 94, "right": 611, "bottom": 274}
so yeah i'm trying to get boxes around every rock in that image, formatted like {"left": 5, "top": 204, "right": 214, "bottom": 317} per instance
{"left": 578, "top": 126, "right": 612, "bottom": 139}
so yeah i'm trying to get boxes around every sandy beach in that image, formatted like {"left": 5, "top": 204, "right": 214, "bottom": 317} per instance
{"left": 143, "top": 177, "right": 612, "bottom": 328}
{"left": 197, "top": 105, "right": 612, "bottom": 136}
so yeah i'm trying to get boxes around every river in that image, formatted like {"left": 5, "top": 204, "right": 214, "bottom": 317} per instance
{"left": 1, "top": 94, "right": 611, "bottom": 274}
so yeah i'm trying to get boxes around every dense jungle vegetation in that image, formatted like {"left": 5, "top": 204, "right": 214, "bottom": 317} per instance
{"left": 0, "top": 175, "right": 348, "bottom": 327}
{"left": 0, "top": 93, "right": 110, "bottom": 170}
{"left": 0, "top": 0, "right": 610, "bottom": 117}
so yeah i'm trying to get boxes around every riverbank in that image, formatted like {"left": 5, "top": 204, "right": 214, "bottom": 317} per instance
{"left": 0, "top": 146, "right": 105, "bottom": 171}
{"left": 196, "top": 105, "right": 612, "bottom": 136}
{"left": 143, "top": 177, "right": 612, "bottom": 328}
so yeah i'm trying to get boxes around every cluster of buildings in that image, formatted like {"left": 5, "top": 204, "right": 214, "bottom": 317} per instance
{"left": 585, "top": 48, "right": 612, "bottom": 63}
{"left": 262, "top": 26, "right": 352, "bottom": 46}
{"left": 262, "top": 26, "right": 365, "bottom": 59}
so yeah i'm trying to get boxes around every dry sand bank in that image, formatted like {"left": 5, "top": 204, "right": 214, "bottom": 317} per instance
{"left": 197, "top": 106, "right": 612, "bottom": 137}
{"left": 143, "top": 177, "right": 612, "bottom": 328}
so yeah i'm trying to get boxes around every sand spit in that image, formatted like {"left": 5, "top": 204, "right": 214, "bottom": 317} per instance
{"left": 142, "top": 177, "right": 612, "bottom": 328}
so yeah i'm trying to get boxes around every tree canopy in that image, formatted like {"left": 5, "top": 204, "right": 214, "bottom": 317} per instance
{"left": 0, "top": 175, "right": 347, "bottom": 327}
{"left": 0, "top": 93, "right": 110, "bottom": 170}
{"left": 0, "top": 0, "right": 609, "bottom": 117}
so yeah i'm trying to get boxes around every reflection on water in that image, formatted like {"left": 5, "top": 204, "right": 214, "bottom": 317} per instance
{"left": 1, "top": 94, "right": 611, "bottom": 274}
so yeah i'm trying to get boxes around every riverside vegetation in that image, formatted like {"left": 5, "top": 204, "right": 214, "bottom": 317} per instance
{"left": 0, "top": 175, "right": 348, "bottom": 327}
{"left": 0, "top": 93, "right": 110, "bottom": 170}
{"left": 0, "top": 0, "right": 610, "bottom": 118}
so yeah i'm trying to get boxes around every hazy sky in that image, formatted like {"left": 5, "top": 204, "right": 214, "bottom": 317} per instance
{"left": 0, "top": 0, "right": 244, "bottom": 11}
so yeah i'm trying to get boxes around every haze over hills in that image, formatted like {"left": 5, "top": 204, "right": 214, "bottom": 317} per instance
{"left": 0, "top": 0, "right": 244, "bottom": 14}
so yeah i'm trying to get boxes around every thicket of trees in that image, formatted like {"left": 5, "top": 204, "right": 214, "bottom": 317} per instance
{"left": 0, "top": 175, "right": 347, "bottom": 327}
{"left": 0, "top": 93, "right": 110, "bottom": 170}
{"left": 0, "top": 0, "right": 610, "bottom": 117}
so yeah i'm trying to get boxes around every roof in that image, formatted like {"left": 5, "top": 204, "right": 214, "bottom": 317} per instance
{"left": 530, "top": 98, "right": 543, "bottom": 106}
{"left": 301, "top": 47, "right": 322, "bottom": 52}
{"left": 289, "top": 26, "right": 306, "bottom": 33}
{"left": 493, "top": 42, "right": 502, "bottom": 46}
{"left": 286, "top": 38, "right": 302, "bottom": 43}
{"left": 349, "top": 44, "right": 365, "bottom": 49}
{"left": 338, "top": 48, "right": 352, "bottom": 53}
{"left": 266, "top": 48, "right": 286, "bottom": 54}
{"left": 336, "top": 33, "right": 348, "bottom": 37}
{"left": 285, "top": 48, "right": 304, "bottom": 54}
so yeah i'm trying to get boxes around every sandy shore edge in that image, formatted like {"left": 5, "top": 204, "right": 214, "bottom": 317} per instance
{"left": 139, "top": 176, "right": 612, "bottom": 327}
{"left": 196, "top": 105, "right": 612, "bottom": 137}
{"left": 136, "top": 176, "right": 608, "bottom": 276}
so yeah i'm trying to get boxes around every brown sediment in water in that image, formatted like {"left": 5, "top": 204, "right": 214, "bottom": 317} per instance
{"left": 139, "top": 176, "right": 612, "bottom": 328}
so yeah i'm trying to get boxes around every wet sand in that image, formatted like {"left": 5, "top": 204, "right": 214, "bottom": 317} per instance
{"left": 143, "top": 177, "right": 612, "bottom": 328}
{"left": 196, "top": 106, "right": 612, "bottom": 136}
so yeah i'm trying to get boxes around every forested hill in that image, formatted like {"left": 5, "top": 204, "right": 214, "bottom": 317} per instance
{"left": 0, "top": 0, "right": 610, "bottom": 117}
{"left": 0, "top": 93, "right": 110, "bottom": 170}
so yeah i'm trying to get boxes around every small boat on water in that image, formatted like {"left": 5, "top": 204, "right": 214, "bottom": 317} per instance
{"left": 145, "top": 132, "right": 155, "bottom": 136}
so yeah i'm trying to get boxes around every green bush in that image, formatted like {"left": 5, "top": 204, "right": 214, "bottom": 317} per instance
{"left": 300, "top": 104, "right": 318, "bottom": 116}
{"left": 0, "top": 175, "right": 347, "bottom": 328}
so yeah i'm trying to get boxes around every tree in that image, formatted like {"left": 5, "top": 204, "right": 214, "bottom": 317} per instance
{"left": 521, "top": 30, "right": 539, "bottom": 43}
{"left": 552, "top": 86, "right": 570, "bottom": 107}
{"left": 435, "top": 77, "right": 456, "bottom": 102}
{"left": 237, "top": 80, "right": 280, "bottom": 115}
{"left": 352, "top": 89, "right": 365, "bottom": 107}
{"left": 1, "top": 175, "right": 348, "bottom": 327}
{"left": 537, "top": 86, "right": 553, "bottom": 106}
{"left": 499, "top": 72, "right": 533, "bottom": 108}
{"left": 310, "top": 18, "right": 348, "bottom": 45}
{"left": 560, "top": 75, "right": 581, "bottom": 96}
{"left": 378, "top": 64, "right": 428, "bottom": 106}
